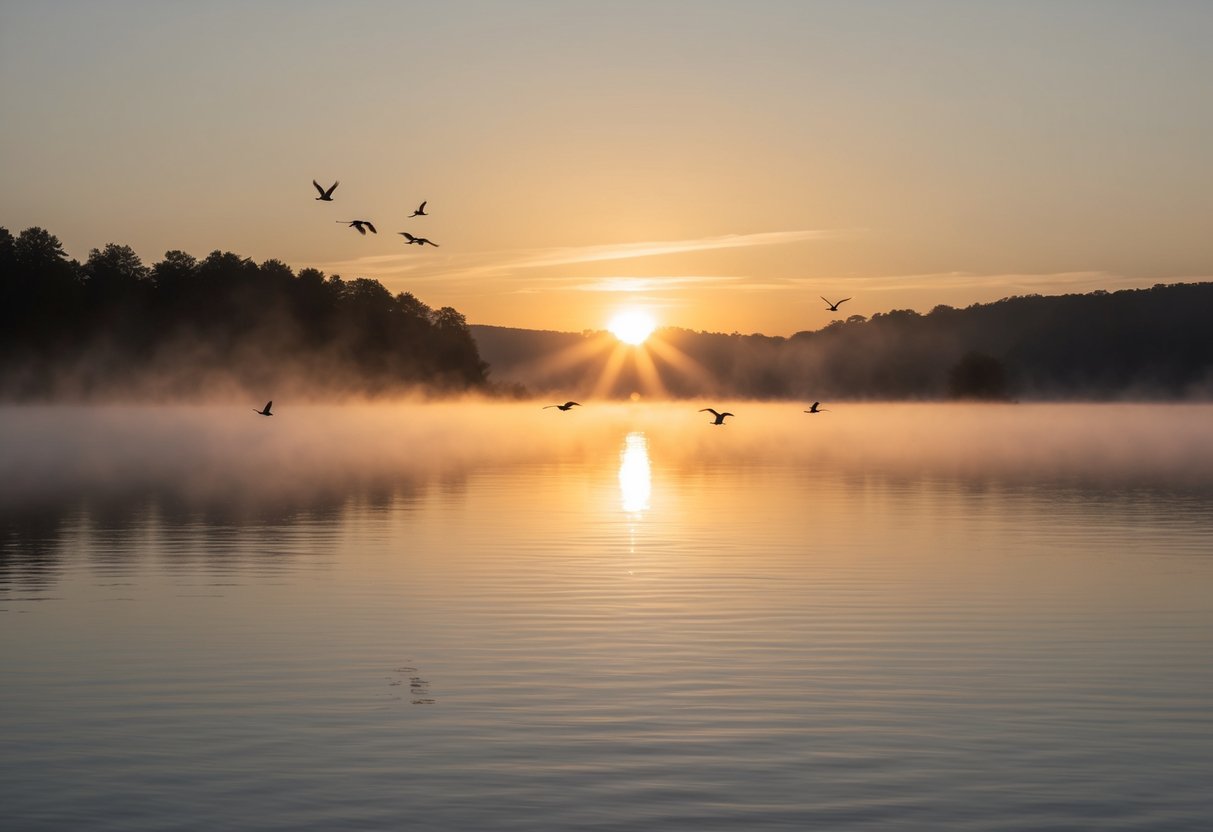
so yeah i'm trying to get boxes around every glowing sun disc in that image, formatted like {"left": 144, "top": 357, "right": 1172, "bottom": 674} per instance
{"left": 608, "top": 310, "right": 657, "bottom": 345}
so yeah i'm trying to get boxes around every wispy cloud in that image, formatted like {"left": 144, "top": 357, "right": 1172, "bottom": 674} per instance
{"left": 303, "top": 252, "right": 436, "bottom": 279}
{"left": 789, "top": 270, "right": 1197, "bottom": 295}
{"left": 304, "top": 228, "right": 854, "bottom": 283}
{"left": 498, "top": 229, "right": 853, "bottom": 271}
{"left": 569, "top": 275, "right": 744, "bottom": 292}
{"left": 496, "top": 275, "right": 744, "bottom": 295}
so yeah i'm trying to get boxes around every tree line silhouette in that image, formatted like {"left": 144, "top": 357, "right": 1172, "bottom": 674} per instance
{"left": 0, "top": 226, "right": 487, "bottom": 399}
{"left": 473, "top": 282, "right": 1213, "bottom": 401}
{"left": 4, "top": 224, "right": 1210, "bottom": 402}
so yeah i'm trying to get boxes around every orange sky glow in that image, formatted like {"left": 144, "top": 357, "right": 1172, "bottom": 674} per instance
{"left": 1, "top": 2, "right": 1210, "bottom": 336}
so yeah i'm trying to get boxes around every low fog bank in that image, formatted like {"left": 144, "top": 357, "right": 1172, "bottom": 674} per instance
{"left": 0, "top": 317, "right": 493, "bottom": 404}
{"left": 2, "top": 403, "right": 1211, "bottom": 514}
{"left": 0, "top": 357, "right": 494, "bottom": 406}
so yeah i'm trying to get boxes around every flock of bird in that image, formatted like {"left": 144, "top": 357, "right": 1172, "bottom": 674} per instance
{"left": 249, "top": 179, "right": 436, "bottom": 420}
{"left": 529, "top": 401, "right": 837, "bottom": 423}
{"left": 691, "top": 403, "right": 829, "bottom": 425}
{"left": 253, "top": 183, "right": 852, "bottom": 423}
{"left": 312, "top": 179, "right": 439, "bottom": 247}
{"left": 255, "top": 398, "right": 831, "bottom": 423}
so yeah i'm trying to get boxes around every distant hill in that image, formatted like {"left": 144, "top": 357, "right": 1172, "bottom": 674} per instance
{"left": 0, "top": 226, "right": 488, "bottom": 400}
{"left": 473, "top": 283, "right": 1213, "bottom": 400}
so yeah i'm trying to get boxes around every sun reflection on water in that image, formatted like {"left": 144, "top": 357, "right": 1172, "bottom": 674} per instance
{"left": 618, "top": 432, "right": 651, "bottom": 515}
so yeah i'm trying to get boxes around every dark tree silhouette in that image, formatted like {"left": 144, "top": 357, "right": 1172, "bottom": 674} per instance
{"left": 3, "top": 228, "right": 83, "bottom": 363}
{"left": 0, "top": 227, "right": 17, "bottom": 273}
{"left": 0, "top": 226, "right": 489, "bottom": 400}
{"left": 947, "top": 352, "right": 1011, "bottom": 400}
{"left": 85, "top": 244, "right": 150, "bottom": 289}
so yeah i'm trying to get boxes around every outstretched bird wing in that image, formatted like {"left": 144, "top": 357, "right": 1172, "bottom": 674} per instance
{"left": 364, "top": 221, "right": 377, "bottom": 234}
{"left": 699, "top": 408, "right": 720, "bottom": 417}
{"left": 838, "top": 297, "right": 851, "bottom": 305}
{"left": 417, "top": 201, "right": 427, "bottom": 213}
{"left": 400, "top": 232, "right": 417, "bottom": 242}
{"left": 313, "top": 180, "right": 325, "bottom": 197}
{"left": 564, "top": 402, "right": 580, "bottom": 408}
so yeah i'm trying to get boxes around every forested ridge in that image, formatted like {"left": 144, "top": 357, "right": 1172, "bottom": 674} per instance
{"left": 4, "top": 224, "right": 1210, "bottom": 402}
{"left": 0, "top": 226, "right": 488, "bottom": 399}
{"left": 780, "top": 284, "right": 1213, "bottom": 399}
{"left": 473, "top": 282, "right": 1213, "bottom": 401}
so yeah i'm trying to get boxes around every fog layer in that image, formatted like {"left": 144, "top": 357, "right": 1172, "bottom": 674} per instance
{"left": 2, "top": 403, "right": 1211, "bottom": 512}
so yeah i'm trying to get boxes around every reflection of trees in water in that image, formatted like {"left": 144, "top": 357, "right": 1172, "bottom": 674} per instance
{"left": 0, "top": 473, "right": 448, "bottom": 591}
{"left": 0, "top": 507, "right": 72, "bottom": 591}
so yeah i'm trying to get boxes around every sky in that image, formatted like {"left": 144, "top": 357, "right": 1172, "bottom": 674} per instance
{"left": 1, "top": 0, "right": 1210, "bottom": 335}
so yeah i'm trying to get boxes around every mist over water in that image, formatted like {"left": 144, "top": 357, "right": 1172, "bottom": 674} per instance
{"left": 2, "top": 402, "right": 1211, "bottom": 509}
{"left": 3, "top": 402, "right": 1213, "bottom": 830}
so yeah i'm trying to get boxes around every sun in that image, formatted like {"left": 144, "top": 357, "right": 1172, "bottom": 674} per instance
{"left": 608, "top": 310, "right": 657, "bottom": 345}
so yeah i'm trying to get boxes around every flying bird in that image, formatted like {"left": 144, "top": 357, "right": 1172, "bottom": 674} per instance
{"left": 543, "top": 401, "right": 581, "bottom": 411}
{"left": 399, "top": 232, "right": 439, "bottom": 247}
{"left": 338, "top": 220, "right": 377, "bottom": 235}
{"left": 804, "top": 401, "right": 829, "bottom": 414}
{"left": 313, "top": 180, "right": 339, "bottom": 201}
{"left": 254, "top": 401, "right": 273, "bottom": 416}
{"left": 699, "top": 408, "right": 734, "bottom": 425}
{"left": 409, "top": 201, "right": 428, "bottom": 217}
{"left": 822, "top": 296, "right": 851, "bottom": 312}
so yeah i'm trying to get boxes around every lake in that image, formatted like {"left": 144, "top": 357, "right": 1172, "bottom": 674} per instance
{"left": 2, "top": 402, "right": 1212, "bottom": 831}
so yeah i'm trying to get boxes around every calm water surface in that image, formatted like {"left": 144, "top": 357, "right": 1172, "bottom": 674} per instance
{"left": 2, "top": 403, "right": 1212, "bottom": 830}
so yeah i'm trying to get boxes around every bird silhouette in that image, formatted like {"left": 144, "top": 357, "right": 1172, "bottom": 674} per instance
{"left": 822, "top": 296, "right": 851, "bottom": 312}
{"left": 543, "top": 401, "right": 581, "bottom": 411}
{"left": 699, "top": 408, "right": 734, "bottom": 425}
{"left": 409, "top": 201, "right": 428, "bottom": 217}
{"left": 804, "top": 401, "right": 829, "bottom": 414}
{"left": 313, "top": 180, "right": 339, "bottom": 201}
{"left": 338, "top": 220, "right": 377, "bottom": 235}
{"left": 399, "top": 232, "right": 439, "bottom": 247}
{"left": 254, "top": 401, "right": 273, "bottom": 416}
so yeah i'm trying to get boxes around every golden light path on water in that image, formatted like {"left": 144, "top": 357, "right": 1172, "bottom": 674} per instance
{"left": 618, "top": 431, "right": 652, "bottom": 515}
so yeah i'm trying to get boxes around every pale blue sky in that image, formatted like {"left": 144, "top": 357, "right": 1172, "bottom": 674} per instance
{"left": 2, "top": 1, "right": 1210, "bottom": 333}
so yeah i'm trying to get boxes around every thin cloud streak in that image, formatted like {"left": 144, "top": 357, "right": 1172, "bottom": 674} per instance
{"left": 297, "top": 247, "right": 1210, "bottom": 313}
{"left": 790, "top": 271, "right": 1213, "bottom": 295}
{"left": 305, "top": 228, "right": 854, "bottom": 283}
{"left": 545, "top": 271, "right": 1182, "bottom": 297}
{"left": 500, "top": 229, "right": 855, "bottom": 271}
{"left": 489, "top": 274, "right": 746, "bottom": 293}
{"left": 570, "top": 276, "right": 744, "bottom": 293}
